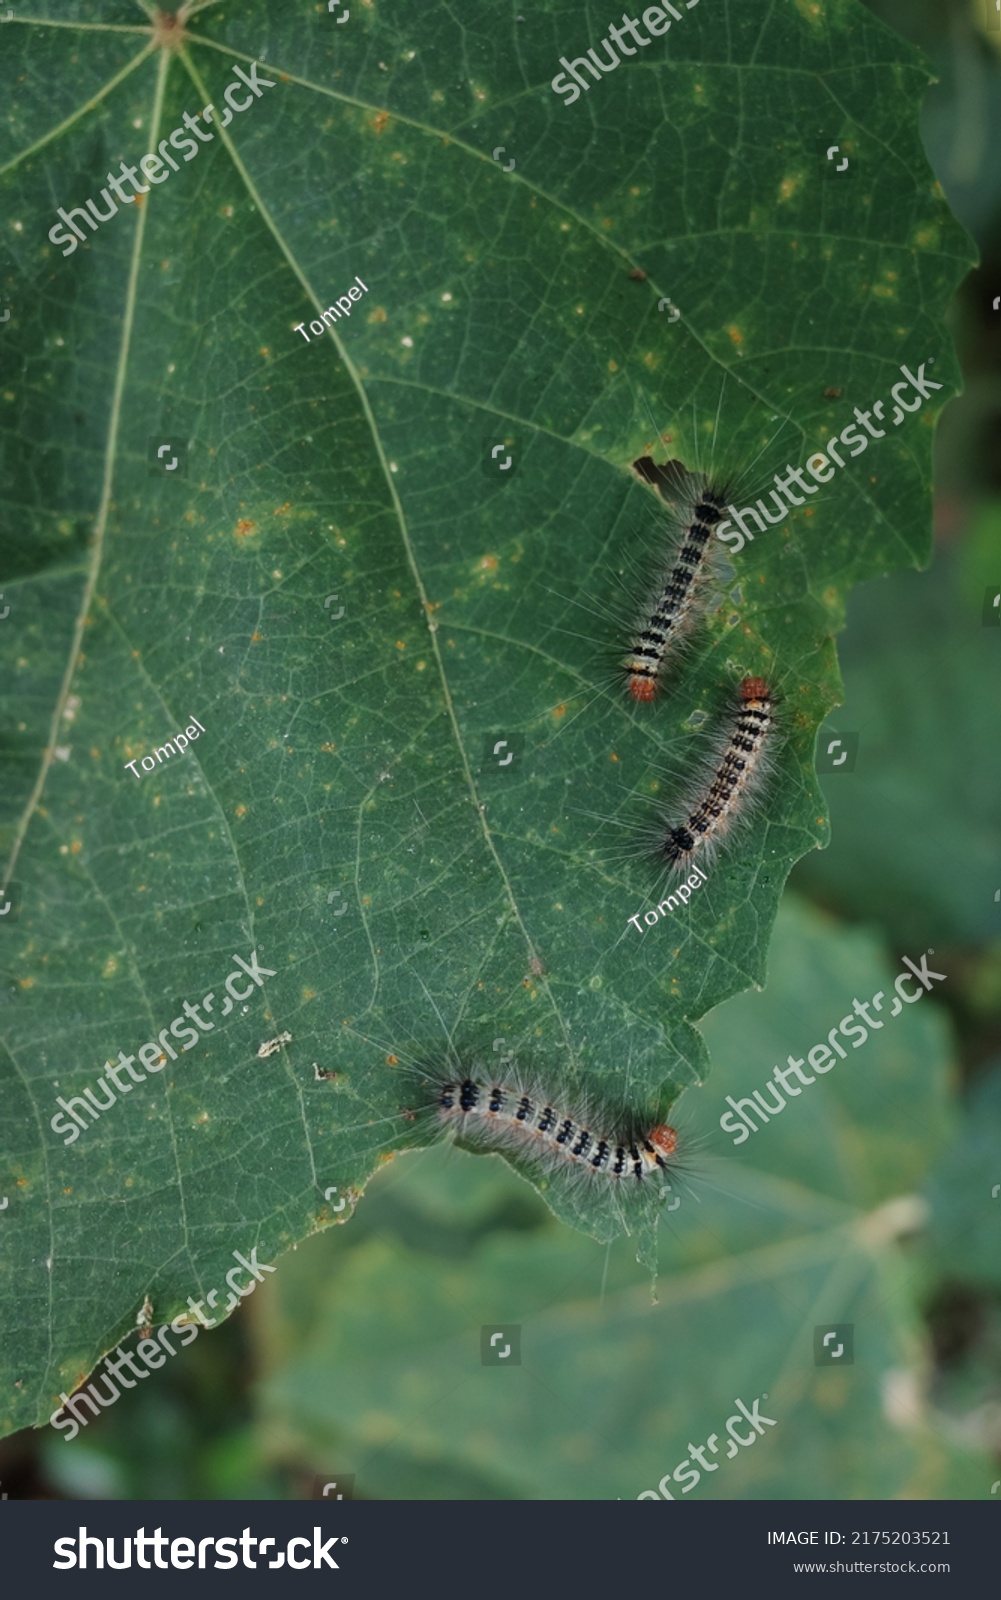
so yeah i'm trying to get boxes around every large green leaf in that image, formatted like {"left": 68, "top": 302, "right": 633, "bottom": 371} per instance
{"left": 0, "top": 0, "right": 974, "bottom": 1434}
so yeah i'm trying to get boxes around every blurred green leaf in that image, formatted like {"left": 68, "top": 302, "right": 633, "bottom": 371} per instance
{"left": 923, "top": 1061, "right": 1001, "bottom": 1291}
{"left": 792, "top": 522, "right": 1001, "bottom": 947}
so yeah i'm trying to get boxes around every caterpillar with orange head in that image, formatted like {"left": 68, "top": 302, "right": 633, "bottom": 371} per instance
{"left": 431, "top": 1069, "right": 683, "bottom": 1191}
{"left": 655, "top": 674, "right": 777, "bottom": 874}
{"left": 622, "top": 474, "right": 730, "bottom": 703}
{"left": 340, "top": 1008, "right": 695, "bottom": 1232}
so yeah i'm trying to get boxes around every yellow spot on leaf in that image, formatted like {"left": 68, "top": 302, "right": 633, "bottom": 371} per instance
{"left": 235, "top": 519, "right": 256, "bottom": 539}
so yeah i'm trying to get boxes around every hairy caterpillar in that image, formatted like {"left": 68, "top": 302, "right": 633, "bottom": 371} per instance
{"left": 330, "top": 967, "right": 747, "bottom": 1272}
{"left": 432, "top": 1070, "right": 682, "bottom": 1189}
{"left": 657, "top": 675, "right": 776, "bottom": 873}
{"left": 544, "top": 398, "right": 797, "bottom": 737}
{"left": 337, "top": 1001, "right": 695, "bottom": 1234}
{"left": 585, "top": 672, "right": 780, "bottom": 889}
{"left": 619, "top": 383, "right": 801, "bottom": 703}
{"left": 623, "top": 473, "right": 729, "bottom": 702}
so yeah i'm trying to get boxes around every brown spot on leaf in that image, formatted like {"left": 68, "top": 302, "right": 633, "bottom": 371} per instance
{"left": 152, "top": 7, "right": 190, "bottom": 49}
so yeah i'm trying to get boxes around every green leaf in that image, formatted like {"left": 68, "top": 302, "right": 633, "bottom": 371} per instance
{"left": 250, "top": 898, "right": 987, "bottom": 1500}
{"left": 0, "top": 0, "right": 974, "bottom": 1434}
{"left": 923, "top": 1061, "right": 1001, "bottom": 1291}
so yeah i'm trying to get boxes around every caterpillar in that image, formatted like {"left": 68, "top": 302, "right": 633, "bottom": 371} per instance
{"left": 432, "top": 1070, "right": 682, "bottom": 1188}
{"left": 658, "top": 675, "right": 775, "bottom": 873}
{"left": 623, "top": 473, "right": 728, "bottom": 702}
{"left": 338, "top": 1010, "right": 693, "bottom": 1218}
{"left": 330, "top": 994, "right": 722, "bottom": 1274}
